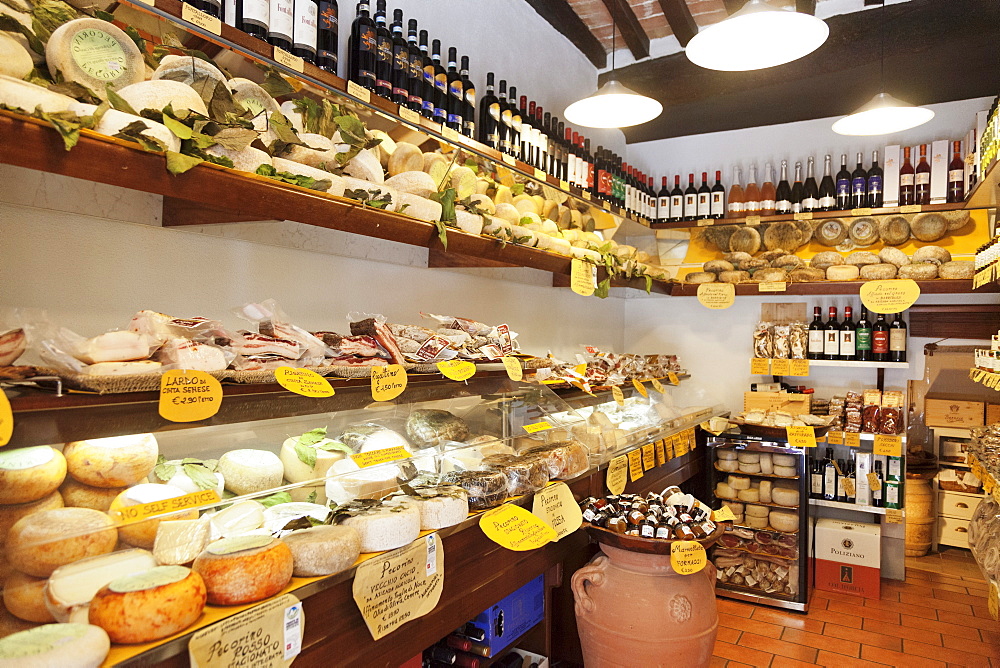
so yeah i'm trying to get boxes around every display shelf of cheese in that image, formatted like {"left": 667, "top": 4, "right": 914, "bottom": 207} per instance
{"left": 671, "top": 278, "right": 991, "bottom": 296}
{"left": 808, "top": 498, "right": 895, "bottom": 515}
{"left": 966, "top": 157, "right": 1000, "bottom": 210}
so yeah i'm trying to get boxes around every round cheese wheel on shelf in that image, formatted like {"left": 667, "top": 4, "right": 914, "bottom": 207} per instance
{"left": 721, "top": 501, "right": 744, "bottom": 514}
{"left": 738, "top": 462, "right": 761, "bottom": 474}
{"left": 0, "top": 447, "right": 66, "bottom": 504}
{"left": 115, "top": 79, "right": 208, "bottom": 116}
{"left": 6, "top": 508, "right": 118, "bottom": 578}
{"left": 716, "top": 449, "right": 738, "bottom": 461}
{"left": 759, "top": 480, "right": 773, "bottom": 504}
{"left": 727, "top": 475, "right": 751, "bottom": 491}
{"left": 745, "top": 504, "right": 769, "bottom": 519}
{"left": 717, "top": 459, "right": 739, "bottom": 472}
{"left": 772, "top": 454, "right": 796, "bottom": 468}
{"left": 746, "top": 514, "right": 768, "bottom": 529}
{"left": 769, "top": 509, "right": 798, "bottom": 532}
{"left": 193, "top": 536, "right": 293, "bottom": 605}
{"left": 44, "top": 18, "right": 144, "bottom": 98}
{"left": 0, "top": 623, "right": 110, "bottom": 668}
{"left": 89, "top": 565, "right": 206, "bottom": 643}
{"left": 773, "top": 465, "right": 797, "bottom": 477}
{"left": 207, "top": 500, "right": 265, "bottom": 541}
{"left": 826, "top": 265, "right": 860, "bottom": 281}
{"left": 3, "top": 571, "right": 55, "bottom": 623}
{"left": 737, "top": 488, "right": 760, "bottom": 502}
{"left": 737, "top": 452, "right": 760, "bottom": 464}
{"left": 715, "top": 482, "right": 735, "bottom": 499}
{"left": 283, "top": 525, "right": 361, "bottom": 577}
{"left": 758, "top": 453, "right": 773, "bottom": 475}
{"left": 108, "top": 483, "right": 198, "bottom": 549}
{"left": 218, "top": 449, "right": 284, "bottom": 496}
{"left": 731, "top": 513, "right": 744, "bottom": 525}
{"left": 279, "top": 436, "right": 349, "bottom": 484}
{"left": 44, "top": 548, "right": 158, "bottom": 624}
{"left": 63, "top": 434, "right": 158, "bottom": 488}
{"left": 0, "top": 491, "right": 63, "bottom": 539}
{"left": 59, "top": 479, "right": 123, "bottom": 511}
{"left": 153, "top": 518, "right": 210, "bottom": 566}
{"left": 341, "top": 501, "right": 421, "bottom": 553}
{"left": 772, "top": 487, "right": 800, "bottom": 507}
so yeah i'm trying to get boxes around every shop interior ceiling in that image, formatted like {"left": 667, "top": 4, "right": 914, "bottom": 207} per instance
{"left": 523, "top": 0, "right": 1000, "bottom": 141}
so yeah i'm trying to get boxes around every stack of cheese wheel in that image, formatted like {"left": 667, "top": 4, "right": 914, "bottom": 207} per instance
{"left": 716, "top": 449, "right": 739, "bottom": 472}
{"left": 60, "top": 434, "right": 159, "bottom": 511}
{"left": 771, "top": 454, "right": 798, "bottom": 477}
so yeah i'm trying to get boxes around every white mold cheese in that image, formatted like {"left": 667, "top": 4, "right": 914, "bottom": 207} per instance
{"left": 0, "top": 623, "right": 110, "bottom": 668}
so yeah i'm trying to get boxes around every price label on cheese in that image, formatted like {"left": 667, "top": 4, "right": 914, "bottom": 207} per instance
{"left": 899, "top": 204, "right": 922, "bottom": 214}
{"left": 627, "top": 449, "right": 644, "bottom": 482}
{"left": 845, "top": 432, "right": 861, "bottom": 448}
{"left": 502, "top": 356, "right": 523, "bottom": 381}
{"left": 275, "top": 367, "right": 335, "bottom": 397}
{"left": 570, "top": 258, "right": 597, "bottom": 296}
{"left": 650, "top": 377, "right": 665, "bottom": 393}
{"left": 786, "top": 425, "right": 817, "bottom": 448}
{"left": 770, "top": 358, "right": 791, "bottom": 375}
{"left": 641, "top": 443, "right": 656, "bottom": 470}
{"left": 697, "top": 283, "right": 735, "bottom": 310}
{"left": 582, "top": 190, "right": 591, "bottom": 201}
{"left": 632, "top": 378, "right": 648, "bottom": 397}
{"left": 885, "top": 508, "right": 903, "bottom": 524}
{"left": 750, "top": 358, "right": 770, "bottom": 375}
{"left": 860, "top": 279, "right": 921, "bottom": 314}
{"left": 793, "top": 211, "right": 814, "bottom": 220}
{"left": 758, "top": 281, "right": 787, "bottom": 293}
{"left": 159, "top": 370, "right": 223, "bottom": 422}
{"left": 654, "top": 439, "right": 666, "bottom": 465}
{"left": 873, "top": 434, "right": 903, "bottom": 457}
{"left": 850, "top": 208, "right": 874, "bottom": 216}
{"left": 346, "top": 80, "right": 371, "bottom": 103}
{"left": 398, "top": 105, "right": 420, "bottom": 124}
{"left": 670, "top": 541, "right": 707, "bottom": 575}
{"left": 480, "top": 503, "right": 556, "bottom": 551}
{"left": 606, "top": 455, "right": 628, "bottom": 494}
{"left": 522, "top": 421, "right": 552, "bottom": 434}
{"left": 0, "top": 390, "right": 11, "bottom": 447}
{"left": 612, "top": 385, "right": 625, "bottom": 406}
{"left": 827, "top": 431, "right": 845, "bottom": 445}
{"left": 697, "top": 219, "right": 714, "bottom": 227}
{"left": 788, "top": 359, "right": 810, "bottom": 377}
{"left": 272, "top": 47, "right": 304, "bottom": 72}
{"left": 182, "top": 2, "right": 222, "bottom": 34}
{"left": 989, "top": 582, "right": 1000, "bottom": 621}
{"left": 441, "top": 126, "right": 462, "bottom": 142}
{"left": 351, "top": 446, "right": 411, "bottom": 468}
{"left": 371, "top": 364, "right": 407, "bottom": 401}
{"left": 189, "top": 594, "right": 304, "bottom": 667}
{"left": 713, "top": 506, "right": 737, "bottom": 522}
{"left": 531, "top": 482, "right": 582, "bottom": 540}
{"left": 437, "top": 360, "right": 476, "bottom": 381}
{"left": 866, "top": 471, "right": 882, "bottom": 491}
{"left": 667, "top": 372, "right": 680, "bottom": 386}
{"left": 115, "top": 489, "right": 221, "bottom": 526}
{"left": 352, "top": 537, "right": 443, "bottom": 641}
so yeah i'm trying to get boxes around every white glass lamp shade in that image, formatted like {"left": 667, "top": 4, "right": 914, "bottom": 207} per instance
{"left": 832, "top": 92, "right": 935, "bottom": 136}
{"left": 564, "top": 78, "right": 663, "bottom": 129}
{"left": 685, "top": 0, "right": 829, "bottom": 72}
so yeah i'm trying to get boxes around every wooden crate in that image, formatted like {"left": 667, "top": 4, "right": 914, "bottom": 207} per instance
{"left": 925, "top": 398, "right": 985, "bottom": 428}
{"left": 987, "top": 403, "right": 1000, "bottom": 426}
{"left": 744, "top": 391, "right": 811, "bottom": 414}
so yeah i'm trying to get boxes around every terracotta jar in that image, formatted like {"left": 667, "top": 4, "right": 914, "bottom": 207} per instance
{"left": 572, "top": 544, "right": 719, "bottom": 668}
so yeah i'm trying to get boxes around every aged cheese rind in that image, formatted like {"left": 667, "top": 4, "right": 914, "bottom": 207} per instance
{"left": 43, "top": 548, "right": 157, "bottom": 624}
{"left": 270, "top": 158, "right": 347, "bottom": 197}
{"left": 70, "top": 103, "right": 181, "bottom": 153}
{"left": 282, "top": 525, "right": 361, "bottom": 576}
{"left": 6, "top": 508, "right": 118, "bottom": 577}
{"left": 0, "top": 446, "right": 66, "bottom": 504}
{"left": 0, "top": 491, "right": 63, "bottom": 539}
{"left": 192, "top": 538, "right": 293, "bottom": 605}
{"left": 108, "top": 483, "right": 199, "bottom": 549}
{"left": 217, "top": 449, "right": 284, "bottom": 496}
{"left": 0, "top": 623, "right": 110, "bottom": 668}
{"left": 63, "top": 433, "right": 158, "bottom": 488}
{"left": 89, "top": 566, "right": 206, "bottom": 643}
{"left": 115, "top": 79, "right": 209, "bottom": 117}
{"left": 228, "top": 78, "right": 280, "bottom": 145}
{"left": 340, "top": 501, "right": 421, "bottom": 553}
{"left": 59, "top": 479, "right": 122, "bottom": 511}
{"left": 3, "top": 571, "right": 55, "bottom": 623}
{"left": 205, "top": 145, "right": 272, "bottom": 173}
{"left": 0, "top": 75, "right": 76, "bottom": 114}
{"left": 0, "top": 32, "right": 32, "bottom": 79}
{"left": 45, "top": 19, "right": 144, "bottom": 98}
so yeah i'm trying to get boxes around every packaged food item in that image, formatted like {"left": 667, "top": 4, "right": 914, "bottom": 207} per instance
{"left": 442, "top": 470, "right": 508, "bottom": 510}
{"left": 772, "top": 325, "right": 791, "bottom": 359}
{"left": 862, "top": 389, "right": 882, "bottom": 433}
{"left": 844, "top": 392, "right": 863, "bottom": 433}
{"left": 520, "top": 440, "right": 589, "bottom": 479}
{"left": 879, "top": 391, "right": 904, "bottom": 435}
{"left": 753, "top": 322, "right": 773, "bottom": 359}
{"left": 480, "top": 454, "right": 550, "bottom": 496}
{"left": 789, "top": 322, "right": 808, "bottom": 360}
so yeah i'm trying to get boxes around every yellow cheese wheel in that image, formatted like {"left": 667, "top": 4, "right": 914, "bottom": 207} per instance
{"left": 89, "top": 565, "right": 206, "bottom": 643}
{"left": 0, "top": 491, "right": 63, "bottom": 539}
{"left": 0, "top": 447, "right": 66, "bottom": 504}
{"left": 193, "top": 536, "right": 293, "bottom": 605}
{"left": 108, "top": 484, "right": 198, "bottom": 549}
{"left": 6, "top": 508, "right": 118, "bottom": 577}
{"left": 63, "top": 434, "right": 158, "bottom": 488}
{"left": 3, "top": 571, "right": 55, "bottom": 623}
{"left": 59, "top": 478, "right": 125, "bottom": 511}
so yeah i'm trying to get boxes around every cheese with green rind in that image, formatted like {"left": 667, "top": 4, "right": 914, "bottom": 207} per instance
{"left": 0, "top": 446, "right": 66, "bottom": 505}
{"left": 107, "top": 564, "right": 189, "bottom": 593}
{"left": 0, "top": 623, "right": 110, "bottom": 667}
{"left": 193, "top": 537, "right": 293, "bottom": 605}
{"left": 45, "top": 19, "right": 144, "bottom": 99}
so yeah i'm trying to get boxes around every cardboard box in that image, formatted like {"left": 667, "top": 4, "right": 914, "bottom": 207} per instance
{"left": 814, "top": 519, "right": 881, "bottom": 599}
{"left": 930, "top": 139, "right": 949, "bottom": 203}
{"left": 883, "top": 145, "right": 901, "bottom": 206}
{"left": 471, "top": 576, "right": 545, "bottom": 657}
{"left": 925, "top": 398, "right": 985, "bottom": 428}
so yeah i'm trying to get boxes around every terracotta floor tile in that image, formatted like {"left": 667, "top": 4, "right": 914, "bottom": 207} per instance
{"left": 740, "top": 632, "right": 819, "bottom": 664}
{"left": 933, "top": 583, "right": 975, "bottom": 595}
{"left": 753, "top": 607, "right": 825, "bottom": 634}
{"left": 864, "top": 597, "right": 938, "bottom": 620}
{"left": 808, "top": 595, "right": 829, "bottom": 611}
{"left": 905, "top": 639, "right": 991, "bottom": 668}
{"left": 716, "top": 625, "right": 742, "bottom": 644}
{"left": 781, "top": 628, "right": 859, "bottom": 657}
{"left": 823, "top": 623, "right": 901, "bottom": 652}
{"left": 725, "top": 663, "right": 756, "bottom": 668}
{"left": 718, "top": 598, "right": 756, "bottom": 618}
{"left": 860, "top": 645, "right": 947, "bottom": 668}
{"left": 713, "top": 639, "right": 775, "bottom": 666}
{"left": 898, "top": 614, "right": 981, "bottom": 641}
{"left": 882, "top": 580, "right": 937, "bottom": 597}
{"left": 814, "top": 650, "right": 890, "bottom": 668}
{"left": 898, "top": 592, "right": 975, "bottom": 615}
{"left": 771, "top": 656, "right": 821, "bottom": 668}
{"left": 942, "top": 635, "right": 1000, "bottom": 659}
{"left": 807, "top": 608, "right": 863, "bottom": 630}
{"left": 877, "top": 589, "right": 900, "bottom": 602}
{"left": 814, "top": 590, "right": 870, "bottom": 605}
{"left": 862, "top": 617, "right": 943, "bottom": 645}
{"left": 710, "top": 656, "right": 729, "bottom": 668}
{"left": 979, "top": 628, "right": 1000, "bottom": 645}
{"left": 826, "top": 601, "right": 900, "bottom": 625}
{"left": 935, "top": 611, "right": 1000, "bottom": 633}
{"left": 718, "top": 611, "right": 783, "bottom": 639}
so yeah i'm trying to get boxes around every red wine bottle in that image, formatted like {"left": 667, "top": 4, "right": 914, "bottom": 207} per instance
{"left": 348, "top": 1, "right": 376, "bottom": 91}
{"left": 851, "top": 152, "right": 868, "bottom": 208}
{"left": 872, "top": 313, "right": 889, "bottom": 362}
{"left": 823, "top": 306, "right": 840, "bottom": 360}
{"left": 867, "top": 150, "right": 883, "bottom": 207}
{"left": 710, "top": 170, "right": 725, "bottom": 219}
{"left": 947, "top": 140, "right": 965, "bottom": 203}
{"left": 835, "top": 153, "right": 851, "bottom": 210}
{"left": 807, "top": 306, "right": 824, "bottom": 360}
{"left": 899, "top": 146, "right": 915, "bottom": 205}
{"left": 915, "top": 144, "right": 931, "bottom": 205}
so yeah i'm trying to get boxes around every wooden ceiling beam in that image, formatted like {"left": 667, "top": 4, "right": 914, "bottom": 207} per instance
{"left": 657, "top": 0, "right": 699, "bottom": 47}
{"left": 521, "top": 0, "right": 607, "bottom": 69}
{"left": 796, "top": 0, "right": 817, "bottom": 14}
{"left": 600, "top": 0, "right": 650, "bottom": 60}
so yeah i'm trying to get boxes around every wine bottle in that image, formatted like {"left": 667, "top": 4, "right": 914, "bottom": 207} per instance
{"left": 855, "top": 308, "right": 872, "bottom": 361}
{"left": 386, "top": 10, "right": 408, "bottom": 105}
{"left": 697, "top": 172, "right": 711, "bottom": 219}
{"left": 823, "top": 447, "right": 837, "bottom": 501}
{"left": 291, "top": 0, "right": 318, "bottom": 63}
{"left": 238, "top": 0, "right": 270, "bottom": 40}
{"left": 683, "top": 174, "right": 697, "bottom": 221}
{"left": 670, "top": 175, "right": 683, "bottom": 222}
{"left": 802, "top": 156, "right": 819, "bottom": 212}
{"left": 851, "top": 152, "right": 867, "bottom": 208}
{"left": 497, "top": 79, "right": 512, "bottom": 154}
{"left": 556, "top": 120, "right": 566, "bottom": 181}
{"left": 867, "top": 150, "right": 883, "bottom": 208}
{"left": 584, "top": 138, "right": 595, "bottom": 196}
{"left": 872, "top": 312, "right": 889, "bottom": 362}
{"left": 316, "top": 0, "right": 337, "bottom": 73}
{"left": 916, "top": 144, "right": 931, "bottom": 205}
{"left": 845, "top": 462, "right": 856, "bottom": 504}
{"left": 744, "top": 164, "right": 760, "bottom": 216}
{"left": 839, "top": 306, "right": 855, "bottom": 361}
{"left": 507, "top": 87, "right": 521, "bottom": 159}
{"left": 807, "top": 306, "right": 824, "bottom": 360}
{"left": 521, "top": 98, "right": 534, "bottom": 167}
{"left": 824, "top": 306, "right": 840, "bottom": 360}
{"left": 872, "top": 461, "right": 885, "bottom": 507}
{"left": 372, "top": 0, "right": 392, "bottom": 99}
{"left": 268, "top": 0, "right": 295, "bottom": 51}
{"left": 727, "top": 167, "right": 744, "bottom": 218}
{"left": 947, "top": 140, "right": 965, "bottom": 203}
{"left": 478, "top": 72, "right": 498, "bottom": 148}
{"left": 461, "top": 57, "right": 475, "bottom": 138}
{"left": 819, "top": 154, "right": 836, "bottom": 210}
{"left": 656, "top": 176, "right": 669, "bottom": 224}
{"left": 790, "top": 161, "right": 804, "bottom": 213}
{"left": 566, "top": 128, "right": 577, "bottom": 185}
{"left": 431, "top": 41, "right": 448, "bottom": 124}
{"left": 622, "top": 161, "right": 632, "bottom": 213}
{"left": 835, "top": 153, "right": 851, "bottom": 210}
{"left": 192, "top": 0, "right": 222, "bottom": 19}
{"left": 810, "top": 456, "right": 824, "bottom": 499}
{"left": 445, "top": 47, "right": 463, "bottom": 132}
{"left": 775, "top": 160, "right": 792, "bottom": 214}
{"left": 418, "top": 30, "right": 434, "bottom": 118}
{"left": 836, "top": 460, "right": 847, "bottom": 502}
{"left": 535, "top": 107, "right": 547, "bottom": 171}
{"left": 889, "top": 312, "right": 907, "bottom": 363}
{"left": 348, "top": 2, "right": 376, "bottom": 91}
{"left": 899, "top": 146, "right": 915, "bottom": 205}
{"left": 759, "top": 163, "right": 776, "bottom": 215}
{"left": 710, "top": 170, "right": 725, "bottom": 219}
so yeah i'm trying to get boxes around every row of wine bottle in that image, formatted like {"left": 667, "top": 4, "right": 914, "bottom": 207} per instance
{"left": 807, "top": 306, "right": 907, "bottom": 363}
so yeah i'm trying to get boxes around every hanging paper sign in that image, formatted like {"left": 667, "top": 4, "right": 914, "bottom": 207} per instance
{"left": 632, "top": 378, "right": 648, "bottom": 397}
{"left": 670, "top": 541, "right": 707, "bottom": 575}
{"left": 627, "top": 449, "right": 644, "bottom": 482}
{"left": 189, "top": 594, "right": 303, "bottom": 667}
{"left": 502, "top": 356, "right": 523, "bottom": 381}
{"left": 713, "top": 506, "right": 736, "bottom": 523}
{"left": 866, "top": 472, "right": 882, "bottom": 492}
{"left": 650, "top": 378, "right": 665, "bottom": 393}
{"left": 571, "top": 259, "right": 597, "bottom": 296}
{"left": 275, "top": 367, "right": 335, "bottom": 397}
{"left": 667, "top": 372, "right": 680, "bottom": 386}
{"left": 654, "top": 439, "right": 666, "bottom": 465}
{"left": 696, "top": 283, "right": 735, "bottom": 310}
{"left": 606, "top": 456, "right": 628, "bottom": 494}
{"left": 827, "top": 431, "right": 845, "bottom": 445}
{"left": 159, "top": 370, "right": 223, "bottom": 422}
{"left": 859, "top": 279, "right": 921, "bottom": 314}
{"left": 641, "top": 444, "right": 656, "bottom": 470}
{"left": 531, "top": 482, "right": 582, "bottom": 540}
{"left": 873, "top": 434, "right": 903, "bottom": 457}
{"left": 612, "top": 385, "right": 625, "bottom": 406}
{"left": 371, "top": 364, "right": 407, "bottom": 401}
{"left": 750, "top": 358, "right": 770, "bottom": 375}
{"left": 437, "top": 360, "right": 476, "bottom": 381}
{"left": 786, "top": 425, "right": 817, "bottom": 448}
{"left": 845, "top": 432, "right": 861, "bottom": 448}
{"left": 0, "top": 390, "right": 11, "bottom": 446}
{"left": 479, "top": 504, "right": 556, "bottom": 551}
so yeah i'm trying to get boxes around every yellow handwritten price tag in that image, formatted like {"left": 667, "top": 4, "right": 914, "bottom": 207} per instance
{"left": 845, "top": 432, "right": 861, "bottom": 448}
{"left": 674, "top": 433, "right": 689, "bottom": 457}
{"left": 570, "top": 258, "right": 597, "bottom": 296}
{"left": 873, "top": 434, "right": 903, "bottom": 457}
{"left": 0, "top": 390, "right": 11, "bottom": 446}
{"left": 697, "top": 283, "right": 735, "bottom": 310}
{"left": 641, "top": 444, "right": 656, "bottom": 470}
{"left": 793, "top": 211, "right": 814, "bottom": 220}
{"left": 606, "top": 456, "right": 628, "bottom": 494}
{"left": 697, "top": 218, "right": 714, "bottom": 227}
{"left": 654, "top": 439, "right": 666, "bottom": 465}
{"left": 770, "top": 358, "right": 790, "bottom": 375}
{"left": 533, "top": 168, "right": 546, "bottom": 181}
{"left": 582, "top": 190, "right": 591, "bottom": 200}
{"left": 441, "top": 126, "right": 462, "bottom": 142}
{"left": 275, "top": 367, "right": 335, "bottom": 397}
{"left": 627, "top": 449, "right": 644, "bottom": 482}
{"left": 181, "top": 2, "right": 221, "bottom": 34}
{"left": 612, "top": 385, "right": 625, "bottom": 406}
{"left": 437, "top": 360, "right": 476, "bottom": 381}
{"left": 713, "top": 506, "right": 737, "bottom": 522}
{"left": 788, "top": 359, "right": 810, "bottom": 377}
{"left": 899, "top": 204, "right": 922, "bottom": 214}
{"left": 398, "top": 105, "right": 420, "bottom": 124}
{"left": 867, "top": 471, "right": 882, "bottom": 491}
{"left": 502, "top": 355, "right": 523, "bottom": 381}
{"left": 189, "top": 594, "right": 304, "bottom": 666}
{"left": 371, "top": 364, "right": 407, "bottom": 402}
{"left": 522, "top": 421, "right": 552, "bottom": 434}
{"left": 158, "top": 370, "right": 223, "bottom": 422}
{"left": 850, "top": 208, "right": 874, "bottom": 216}
{"left": 670, "top": 541, "right": 707, "bottom": 575}
{"left": 273, "top": 46, "right": 304, "bottom": 72}
{"left": 759, "top": 281, "right": 787, "bottom": 293}
{"left": 559, "top": 180, "right": 569, "bottom": 190}
{"left": 827, "top": 431, "right": 845, "bottom": 445}
{"left": 531, "top": 482, "right": 582, "bottom": 540}
{"left": 786, "top": 425, "right": 817, "bottom": 448}
{"left": 663, "top": 438, "right": 675, "bottom": 460}
{"left": 667, "top": 372, "right": 680, "bottom": 386}
{"left": 480, "top": 504, "right": 557, "bottom": 551}
{"left": 632, "top": 378, "right": 648, "bottom": 397}
{"left": 885, "top": 508, "right": 903, "bottom": 524}
{"left": 347, "top": 79, "right": 371, "bottom": 103}
{"left": 650, "top": 377, "right": 665, "bottom": 393}
{"left": 114, "top": 489, "right": 220, "bottom": 526}
{"left": 989, "top": 582, "right": 999, "bottom": 621}
{"left": 842, "top": 476, "right": 856, "bottom": 499}
{"left": 351, "top": 446, "right": 411, "bottom": 468}
{"left": 750, "top": 358, "right": 770, "bottom": 375}
{"left": 745, "top": 215, "right": 761, "bottom": 225}
{"left": 860, "top": 279, "right": 921, "bottom": 314}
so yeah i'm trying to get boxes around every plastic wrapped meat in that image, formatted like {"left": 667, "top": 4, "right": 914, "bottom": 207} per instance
{"left": 405, "top": 409, "right": 470, "bottom": 448}
{"left": 520, "top": 440, "right": 589, "bottom": 479}
{"left": 155, "top": 339, "right": 228, "bottom": 371}
{"left": 442, "top": 470, "right": 508, "bottom": 510}
{"left": 480, "top": 454, "right": 549, "bottom": 496}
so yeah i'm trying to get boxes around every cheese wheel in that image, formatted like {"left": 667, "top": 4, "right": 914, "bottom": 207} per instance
{"left": 771, "top": 487, "right": 800, "bottom": 507}
{"left": 0, "top": 75, "right": 76, "bottom": 115}
{"left": 769, "top": 509, "right": 798, "bottom": 532}
{"left": 6, "top": 508, "right": 118, "bottom": 577}
{"left": 59, "top": 479, "right": 123, "bottom": 511}
{"left": 727, "top": 476, "right": 751, "bottom": 491}
{"left": 279, "top": 436, "right": 348, "bottom": 484}
{"left": 826, "top": 265, "right": 860, "bottom": 281}
{"left": 0, "top": 623, "right": 110, "bottom": 668}
{"left": 394, "top": 191, "right": 443, "bottom": 222}
{"left": 731, "top": 513, "right": 744, "bottom": 525}
{"left": 772, "top": 454, "right": 796, "bottom": 467}
{"left": 736, "top": 452, "right": 760, "bottom": 464}
{"left": 738, "top": 462, "right": 761, "bottom": 474}
{"left": 737, "top": 488, "right": 760, "bottom": 502}
{"left": 89, "top": 565, "right": 206, "bottom": 643}
{"left": 773, "top": 465, "right": 797, "bottom": 477}
{"left": 218, "top": 449, "right": 284, "bottom": 496}
{"left": 717, "top": 459, "right": 739, "bottom": 472}
{"left": 63, "top": 434, "right": 158, "bottom": 488}
{"left": 115, "top": 79, "right": 208, "bottom": 116}
{"left": 45, "top": 19, "right": 144, "bottom": 98}
{"left": 271, "top": 158, "right": 347, "bottom": 197}
{"left": 758, "top": 453, "right": 773, "bottom": 474}
{"left": 0, "top": 447, "right": 66, "bottom": 505}
{"left": 108, "top": 484, "right": 198, "bottom": 549}
{"left": 715, "top": 482, "right": 735, "bottom": 499}
{"left": 283, "top": 525, "right": 361, "bottom": 577}
{"left": 386, "top": 490, "right": 469, "bottom": 530}
{"left": 193, "top": 536, "right": 293, "bottom": 605}
{"left": 3, "top": 571, "right": 55, "bottom": 623}
{"left": 228, "top": 78, "right": 280, "bottom": 144}
{"left": 721, "top": 501, "right": 744, "bottom": 514}
{"left": 716, "top": 450, "right": 738, "bottom": 461}
{"left": 759, "top": 480, "right": 773, "bottom": 504}
{"left": 0, "top": 491, "right": 63, "bottom": 539}
{"left": 0, "top": 32, "right": 32, "bottom": 79}
{"left": 153, "top": 518, "right": 210, "bottom": 566}
{"left": 341, "top": 502, "right": 421, "bottom": 553}
{"left": 746, "top": 514, "right": 768, "bottom": 529}
{"left": 147, "top": 460, "right": 224, "bottom": 496}
{"left": 44, "top": 548, "right": 157, "bottom": 624}
{"left": 744, "top": 504, "right": 769, "bottom": 518}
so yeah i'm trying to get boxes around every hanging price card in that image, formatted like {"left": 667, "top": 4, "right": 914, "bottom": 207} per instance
{"left": 346, "top": 80, "right": 371, "bottom": 103}
{"left": 786, "top": 425, "right": 817, "bottom": 448}
{"left": 696, "top": 283, "right": 735, "bottom": 310}
{"left": 571, "top": 259, "right": 597, "bottom": 296}
{"left": 670, "top": 541, "right": 707, "bottom": 575}
{"left": 885, "top": 508, "right": 903, "bottom": 524}
{"left": 697, "top": 219, "right": 714, "bottom": 227}
{"left": 437, "top": 360, "right": 476, "bottom": 381}
{"left": 860, "top": 279, "right": 921, "bottom": 314}
{"left": 480, "top": 504, "right": 556, "bottom": 551}
{"left": 159, "top": 370, "right": 223, "bottom": 422}
{"left": 372, "top": 364, "right": 407, "bottom": 401}
{"left": 674, "top": 433, "right": 689, "bottom": 457}
{"left": 612, "top": 385, "right": 625, "bottom": 406}
{"left": 0, "top": 390, "right": 11, "bottom": 446}
{"left": 182, "top": 3, "right": 221, "bottom": 34}
{"left": 531, "top": 482, "right": 582, "bottom": 540}
{"left": 668, "top": 372, "right": 680, "bottom": 386}
{"left": 827, "top": 431, "right": 845, "bottom": 445}
{"left": 606, "top": 456, "right": 628, "bottom": 494}
{"left": 272, "top": 47, "right": 304, "bottom": 72}
{"left": 632, "top": 378, "right": 648, "bottom": 397}
{"left": 873, "top": 434, "right": 903, "bottom": 457}
{"left": 750, "top": 358, "right": 770, "bottom": 375}
{"left": 275, "top": 367, "right": 335, "bottom": 397}
{"left": 650, "top": 378, "right": 665, "bottom": 393}
{"left": 770, "top": 358, "right": 790, "bottom": 375}
{"left": 627, "top": 449, "right": 644, "bottom": 482}
{"left": 713, "top": 506, "right": 736, "bottom": 522}
{"left": 845, "top": 432, "right": 861, "bottom": 448}
{"left": 788, "top": 359, "right": 810, "bottom": 376}
{"left": 441, "top": 126, "right": 462, "bottom": 142}
{"left": 654, "top": 439, "right": 666, "bottom": 465}
{"left": 641, "top": 443, "right": 656, "bottom": 470}
{"left": 866, "top": 471, "right": 882, "bottom": 491}
{"left": 502, "top": 356, "right": 523, "bottom": 381}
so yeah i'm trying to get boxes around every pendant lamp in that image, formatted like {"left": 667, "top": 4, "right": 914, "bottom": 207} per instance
{"left": 685, "top": 0, "right": 829, "bottom": 72}
{"left": 833, "top": 1, "right": 933, "bottom": 136}
{"left": 564, "top": 4, "right": 662, "bottom": 129}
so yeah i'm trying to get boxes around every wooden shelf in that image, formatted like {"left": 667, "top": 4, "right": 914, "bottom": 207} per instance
{"left": 650, "top": 202, "right": 978, "bottom": 230}
{"left": 809, "top": 498, "right": 900, "bottom": 516}
{"left": 967, "top": 158, "right": 1000, "bottom": 210}
{"left": 671, "top": 278, "right": 993, "bottom": 296}
{"left": 807, "top": 360, "right": 910, "bottom": 369}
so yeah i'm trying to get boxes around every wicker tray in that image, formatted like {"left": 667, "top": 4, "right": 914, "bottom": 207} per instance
{"left": 33, "top": 368, "right": 228, "bottom": 394}
{"left": 731, "top": 420, "right": 833, "bottom": 440}
{"left": 583, "top": 520, "right": 725, "bottom": 555}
